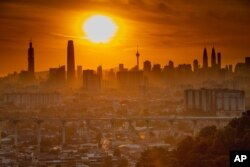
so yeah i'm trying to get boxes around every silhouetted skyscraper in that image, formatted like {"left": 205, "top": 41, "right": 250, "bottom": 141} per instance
{"left": 77, "top": 65, "right": 82, "bottom": 80}
{"left": 136, "top": 48, "right": 140, "bottom": 70}
{"left": 97, "top": 65, "right": 103, "bottom": 80}
{"left": 203, "top": 48, "right": 208, "bottom": 69}
{"left": 217, "top": 52, "right": 221, "bottom": 69}
{"left": 49, "top": 65, "right": 66, "bottom": 85}
{"left": 143, "top": 60, "right": 151, "bottom": 72}
{"left": 211, "top": 47, "right": 216, "bottom": 69}
{"left": 152, "top": 64, "right": 161, "bottom": 74}
{"left": 28, "top": 41, "right": 34, "bottom": 75}
{"left": 193, "top": 59, "right": 199, "bottom": 72}
{"left": 169, "top": 60, "right": 174, "bottom": 69}
{"left": 83, "top": 70, "right": 101, "bottom": 90}
{"left": 245, "top": 57, "right": 250, "bottom": 66}
{"left": 67, "top": 40, "right": 75, "bottom": 81}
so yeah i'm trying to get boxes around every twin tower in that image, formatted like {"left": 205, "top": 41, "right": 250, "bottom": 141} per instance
{"left": 202, "top": 47, "right": 221, "bottom": 70}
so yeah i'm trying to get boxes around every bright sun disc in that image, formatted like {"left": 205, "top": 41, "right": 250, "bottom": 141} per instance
{"left": 83, "top": 15, "right": 117, "bottom": 43}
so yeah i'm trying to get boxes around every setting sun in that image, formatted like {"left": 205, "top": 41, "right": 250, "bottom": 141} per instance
{"left": 83, "top": 15, "right": 117, "bottom": 43}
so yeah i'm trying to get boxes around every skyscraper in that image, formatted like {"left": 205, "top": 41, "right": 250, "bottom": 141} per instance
{"left": 67, "top": 40, "right": 75, "bottom": 81}
{"left": 169, "top": 60, "right": 174, "bottom": 70}
{"left": 203, "top": 48, "right": 208, "bottom": 69}
{"left": 97, "top": 65, "right": 103, "bottom": 80}
{"left": 77, "top": 65, "right": 82, "bottom": 80}
{"left": 217, "top": 52, "right": 221, "bottom": 69}
{"left": 193, "top": 59, "right": 199, "bottom": 72}
{"left": 143, "top": 60, "right": 151, "bottom": 72}
{"left": 28, "top": 41, "right": 34, "bottom": 75}
{"left": 211, "top": 47, "right": 216, "bottom": 69}
{"left": 136, "top": 48, "right": 140, "bottom": 70}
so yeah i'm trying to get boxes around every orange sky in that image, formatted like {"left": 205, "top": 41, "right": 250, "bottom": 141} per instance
{"left": 0, "top": 0, "right": 250, "bottom": 76}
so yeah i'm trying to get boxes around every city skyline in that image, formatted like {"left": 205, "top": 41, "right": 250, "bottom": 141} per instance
{"left": 0, "top": 1, "right": 250, "bottom": 166}
{"left": 0, "top": 39, "right": 248, "bottom": 80}
{"left": 0, "top": 0, "right": 250, "bottom": 76}
{"left": 1, "top": 40, "right": 242, "bottom": 78}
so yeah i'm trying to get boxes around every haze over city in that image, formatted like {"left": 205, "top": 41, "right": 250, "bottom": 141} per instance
{"left": 0, "top": 0, "right": 250, "bottom": 76}
{"left": 0, "top": 1, "right": 250, "bottom": 167}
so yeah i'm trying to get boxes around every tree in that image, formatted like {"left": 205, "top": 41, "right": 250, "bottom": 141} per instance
{"left": 137, "top": 111, "right": 250, "bottom": 167}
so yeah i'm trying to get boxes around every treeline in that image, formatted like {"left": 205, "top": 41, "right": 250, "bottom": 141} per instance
{"left": 137, "top": 111, "right": 250, "bottom": 167}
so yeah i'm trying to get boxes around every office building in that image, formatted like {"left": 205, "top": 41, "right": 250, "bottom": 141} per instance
{"left": 49, "top": 66, "right": 66, "bottom": 84}
{"left": 28, "top": 41, "right": 35, "bottom": 75}
{"left": 193, "top": 59, "right": 199, "bottom": 72}
{"left": 217, "top": 52, "right": 221, "bottom": 69}
{"left": 203, "top": 48, "right": 208, "bottom": 69}
{"left": 211, "top": 47, "right": 216, "bottom": 69}
{"left": 77, "top": 65, "right": 83, "bottom": 80}
{"left": 83, "top": 70, "right": 101, "bottom": 90}
{"left": 67, "top": 40, "right": 75, "bottom": 81}
{"left": 143, "top": 61, "right": 151, "bottom": 72}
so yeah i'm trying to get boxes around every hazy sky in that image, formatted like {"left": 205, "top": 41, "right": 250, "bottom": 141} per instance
{"left": 0, "top": 0, "right": 250, "bottom": 76}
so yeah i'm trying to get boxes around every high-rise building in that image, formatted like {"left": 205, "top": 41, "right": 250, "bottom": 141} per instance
{"left": 49, "top": 65, "right": 66, "bottom": 84}
{"left": 28, "top": 41, "right": 34, "bottom": 75}
{"left": 193, "top": 59, "right": 199, "bottom": 72}
{"left": 77, "top": 65, "right": 82, "bottom": 80}
{"left": 97, "top": 65, "right": 103, "bottom": 80}
{"left": 152, "top": 64, "right": 161, "bottom": 73}
{"left": 169, "top": 60, "right": 174, "bottom": 69}
{"left": 143, "top": 60, "right": 151, "bottom": 72}
{"left": 117, "top": 70, "right": 144, "bottom": 89}
{"left": 229, "top": 65, "right": 233, "bottom": 73}
{"left": 83, "top": 70, "right": 101, "bottom": 90}
{"left": 136, "top": 48, "right": 140, "bottom": 70}
{"left": 67, "top": 40, "right": 75, "bottom": 81}
{"left": 119, "top": 64, "right": 124, "bottom": 71}
{"left": 211, "top": 47, "right": 216, "bottom": 69}
{"left": 245, "top": 57, "right": 250, "bottom": 66}
{"left": 203, "top": 48, "right": 208, "bottom": 69}
{"left": 217, "top": 52, "right": 221, "bottom": 69}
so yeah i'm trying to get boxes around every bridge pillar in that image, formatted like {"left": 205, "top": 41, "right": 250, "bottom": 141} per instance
{"left": 110, "top": 120, "right": 116, "bottom": 141}
{"left": 168, "top": 120, "right": 175, "bottom": 136}
{"left": 126, "top": 120, "right": 132, "bottom": 139}
{"left": 61, "top": 120, "right": 66, "bottom": 146}
{"left": 79, "top": 121, "right": 84, "bottom": 139}
{"left": 216, "top": 120, "right": 221, "bottom": 128}
{"left": 128, "top": 120, "right": 134, "bottom": 137}
{"left": 13, "top": 120, "right": 19, "bottom": 147}
{"left": 36, "top": 120, "right": 43, "bottom": 151}
{"left": 86, "top": 120, "right": 90, "bottom": 142}
{"left": 146, "top": 120, "right": 150, "bottom": 141}
{"left": 0, "top": 124, "right": 1, "bottom": 147}
{"left": 192, "top": 120, "right": 198, "bottom": 136}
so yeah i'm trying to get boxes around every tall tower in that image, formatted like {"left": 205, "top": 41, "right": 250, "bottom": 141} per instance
{"left": 193, "top": 59, "right": 199, "bottom": 72}
{"left": 211, "top": 47, "right": 216, "bottom": 69}
{"left": 143, "top": 60, "right": 151, "bottom": 72}
{"left": 169, "top": 60, "right": 174, "bottom": 69}
{"left": 203, "top": 48, "right": 208, "bottom": 69}
{"left": 67, "top": 40, "right": 75, "bottom": 81}
{"left": 217, "top": 52, "right": 221, "bottom": 69}
{"left": 136, "top": 47, "right": 140, "bottom": 70}
{"left": 28, "top": 41, "right": 34, "bottom": 75}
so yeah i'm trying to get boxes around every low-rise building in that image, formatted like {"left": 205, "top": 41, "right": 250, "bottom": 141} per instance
{"left": 184, "top": 88, "right": 245, "bottom": 116}
{"left": 3, "top": 92, "right": 61, "bottom": 108}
